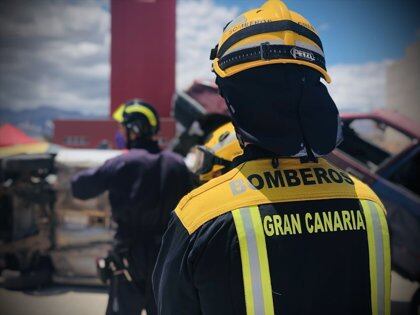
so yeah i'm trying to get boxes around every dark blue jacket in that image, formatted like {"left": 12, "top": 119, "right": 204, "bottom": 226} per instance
{"left": 71, "top": 149, "right": 193, "bottom": 243}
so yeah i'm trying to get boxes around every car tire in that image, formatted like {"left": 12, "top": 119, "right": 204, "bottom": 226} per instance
{"left": 3, "top": 269, "right": 52, "bottom": 290}
{"left": 410, "top": 287, "right": 420, "bottom": 315}
{"left": 3, "top": 255, "right": 53, "bottom": 290}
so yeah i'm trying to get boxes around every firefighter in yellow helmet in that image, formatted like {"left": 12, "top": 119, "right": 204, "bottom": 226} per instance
{"left": 153, "top": 2, "right": 391, "bottom": 315}
{"left": 188, "top": 122, "right": 243, "bottom": 183}
{"left": 72, "top": 99, "right": 193, "bottom": 315}
{"left": 112, "top": 99, "right": 161, "bottom": 150}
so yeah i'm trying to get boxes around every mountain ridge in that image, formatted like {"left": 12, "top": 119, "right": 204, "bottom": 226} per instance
{"left": 0, "top": 106, "right": 107, "bottom": 138}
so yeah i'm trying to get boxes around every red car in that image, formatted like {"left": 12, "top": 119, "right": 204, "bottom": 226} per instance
{"left": 328, "top": 110, "right": 419, "bottom": 215}
{"left": 329, "top": 109, "right": 419, "bottom": 197}
{"left": 329, "top": 110, "right": 420, "bottom": 225}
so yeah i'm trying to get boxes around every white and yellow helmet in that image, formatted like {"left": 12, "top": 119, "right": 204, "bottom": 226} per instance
{"left": 188, "top": 122, "right": 243, "bottom": 182}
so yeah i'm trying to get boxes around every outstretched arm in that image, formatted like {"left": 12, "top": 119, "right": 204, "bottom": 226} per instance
{"left": 71, "top": 158, "right": 118, "bottom": 200}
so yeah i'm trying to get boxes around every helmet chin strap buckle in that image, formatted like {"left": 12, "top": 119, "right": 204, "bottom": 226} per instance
{"left": 210, "top": 44, "right": 218, "bottom": 60}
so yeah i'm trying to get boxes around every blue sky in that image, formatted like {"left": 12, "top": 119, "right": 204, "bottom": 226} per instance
{"left": 0, "top": 0, "right": 418, "bottom": 115}
{"left": 214, "top": 0, "right": 420, "bottom": 65}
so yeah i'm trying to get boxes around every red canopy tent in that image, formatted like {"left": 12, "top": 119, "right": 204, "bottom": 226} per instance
{"left": 0, "top": 124, "right": 39, "bottom": 147}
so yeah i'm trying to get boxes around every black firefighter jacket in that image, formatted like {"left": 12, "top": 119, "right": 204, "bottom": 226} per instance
{"left": 153, "top": 148, "right": 391, "bottom": 315}
{"left": 71, "top": 148, "right": 193, "bottom": 242}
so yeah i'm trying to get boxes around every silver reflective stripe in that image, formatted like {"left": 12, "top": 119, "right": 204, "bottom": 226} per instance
{"left": 224, "top": 14, "right": 247, "bottom": 33}
{"left": 233, "top": 206, "right": 274, "bottom": 315}
{"left": 295, "top": 40, "right": 324, "bottom": 57}
{"left": 368, "top": 201, "right": 385, "bottom": 315}
{"left": 241, "top": 208, "right": 265, "bottom": 314}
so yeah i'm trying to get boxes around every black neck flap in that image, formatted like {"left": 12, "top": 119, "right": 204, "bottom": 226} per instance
{"left": 216, "top": 65, "right": 340, "bottom": 158}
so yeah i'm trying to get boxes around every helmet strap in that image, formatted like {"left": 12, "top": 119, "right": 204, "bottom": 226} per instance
{"left": 124, "top": 124, "right": 159, "bottom": 152}
{"left": 213, "top": 156, "right": 232, "bottom": 168}
{"left": 125, "top": 126, "right": 132, "bottom": 150}
{"left": 296, "top": 75, "right": 317, "bottom": 163}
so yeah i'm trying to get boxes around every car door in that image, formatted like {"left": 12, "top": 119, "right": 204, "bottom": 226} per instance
{"left": 375, "top": 144, "right": 420, "bottom": 216}
{"left": 374, "top": 145, "right": 420, "bottom": 281}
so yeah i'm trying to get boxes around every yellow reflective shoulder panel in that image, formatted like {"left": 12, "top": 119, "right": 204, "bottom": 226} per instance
{"left": 361, "top": 200, "right": 391, "bottom": 315}
{"left": 175, "top": 158, "right": 383, "bottom": 234}
{"left": 175, "top": 164, "right": 244, "bottom": 211}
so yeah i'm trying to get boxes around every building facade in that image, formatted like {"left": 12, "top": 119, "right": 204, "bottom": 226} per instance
{"left": 53, "top": 0, "right": 176, "bottom": 149}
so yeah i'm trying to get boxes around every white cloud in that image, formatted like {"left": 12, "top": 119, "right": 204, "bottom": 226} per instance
{"left": 176, "top": 0, "right": 238, "bottom": 89}
{"left": 0, "top": 0, "right": 238, "bottom": 115}
{"left": 0, "top": 1, "right": 108, "bottom": 39}
{"left": 327, "top": 61, "right": 392, "bottom": 112}
{"left": 0, "top": 0, "right": 392, "bottom": 117}
{"left": 0, "top": 0, "right": 110, "bottom": 115}
{"left": 177, "top": 0, "right": 391, "bottom": 113}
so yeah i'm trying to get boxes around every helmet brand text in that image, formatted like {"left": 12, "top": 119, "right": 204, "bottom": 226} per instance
{"left": 291, "top": 47, "right": 315, "bottom": 62}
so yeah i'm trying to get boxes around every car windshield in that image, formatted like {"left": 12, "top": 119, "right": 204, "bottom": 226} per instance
{"left": 338, "top": 118, "right": 414, "bottom": 170}
{"left": 388, "top": 148, "right": 420, "bottom": 196}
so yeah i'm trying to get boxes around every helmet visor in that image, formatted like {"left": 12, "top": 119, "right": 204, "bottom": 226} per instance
{"left": 190, "top": 146, "right": 214, "bottom": 175}
{"left": 190, "top": 146, "right": 232, "bottom": 176}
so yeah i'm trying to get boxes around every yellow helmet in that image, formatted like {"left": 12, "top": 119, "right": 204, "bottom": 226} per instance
{"left": 189, "top": 122, "right": 243, "bottom": 182}
{"left": 112, "top": 99, "right": 160, "bottom": 137}
{"left": 210, "top": 0, "right": 331, "bottom": 83}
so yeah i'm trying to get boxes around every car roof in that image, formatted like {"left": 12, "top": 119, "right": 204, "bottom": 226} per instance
{"left": 341, "top": 109, "right": 420, "bottom": 140}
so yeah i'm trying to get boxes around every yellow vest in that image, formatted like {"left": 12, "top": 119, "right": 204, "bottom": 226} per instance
{"left": 175, "top": 158, "right": 383, "bottom": 235}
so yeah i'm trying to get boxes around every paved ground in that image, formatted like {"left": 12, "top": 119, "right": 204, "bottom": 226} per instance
{"left": 0, "top": 285, "right": 108, "bottom": 315}
{"left": 0, "top": 272, "right": 417, "bottom": 315}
